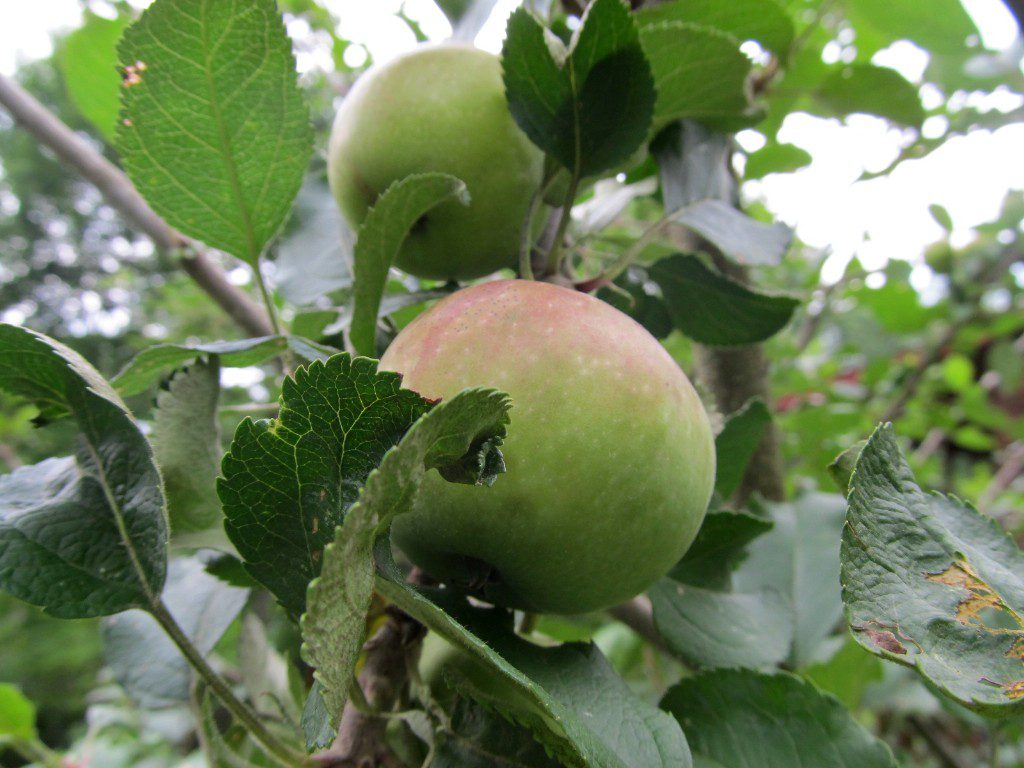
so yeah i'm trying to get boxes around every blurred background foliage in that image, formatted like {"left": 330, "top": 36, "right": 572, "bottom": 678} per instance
{"left": 0, "top": 0, "right": 1022, "bottom": 766}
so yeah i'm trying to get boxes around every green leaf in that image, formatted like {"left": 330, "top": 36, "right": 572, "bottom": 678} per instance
{"left": 844, "top": 0, "right": 979, "bottom": 55}
{"left": 929, "top": 203, "right": 954, "bottom": 232}
{"left": 103, "top": 555, "right": 248, "bottom": 709}
{"left": 744, "top": 142, "right": 812, "bottom": 179}
{"left": 502, "top": 0, "right": 656, "bottom": 178}
{"left": 379, "top": 581, "right": 691, "bottom": 768}
{"left": 670, "top": 201, "right": 793, "bottom": 267}
{"left": 714, "top": 399, "right": 771, "bottom": 498}
{"left": 350, "top": 174, "right": 469, "bottom": 357}
{"left": 636, "top": 0, "right": 794, "bottom": 55}
{"left": 0, "top": 683, "right": 36, "bottom": 742}
{"left": 0, "top": 324, "right": 167, "bottom": 618}
{"left": 649, "top": 254, "right": 799, "bottom": 346}
{"left": 828, "top": 440, "right": 867, "bottom": 494}
{"left": 670, "top": 509, "right": 773, "bottom": 591}
{"left": 57, "top": 11, "right": 130, "bottom": 143}
{"left": 117, "top": 0, "right": 313, "bottom": 263}
{"left": 596, "top": 268, "right": 673, "bottom": 340}
{"left": 219, "top": 354, "right": 431, "bottom": 617}
{"left": 112, "top": 335, "right": 337, "bottom": 396}
{"left": 301, "top": 388, "right": 511, "bottom": 723}
{"left": 843, "top": 424, "right": 1024, "bottom": 713}
{"left": 650, "top": 579, "right": 792, "bottom": 669}
{"left": 734, "top": 492, "right": 847, "bottom": 666}
{"left": 815, "top": 65, "right": 925, "bottom": 128}
{"left": 301, "top": 681, "right": 335, "bottom": 752}
{"left": 433, "top": 697, "right": 563, "bottom": 768}
{"left": 639, "top": 22, "right": 754, "bottom": 130}
{"left": 661, "top": 669, "right": 898, "bottom": 767}
{"left": 150, "top": 359, "right": 222, "bottom": 538}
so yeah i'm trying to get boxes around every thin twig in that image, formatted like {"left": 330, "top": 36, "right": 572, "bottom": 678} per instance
{"left": 0, "top": 73, "right": 273, "bottom": 338}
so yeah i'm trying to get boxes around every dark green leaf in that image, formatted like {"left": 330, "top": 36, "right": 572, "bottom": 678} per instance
{"left": 113, "top": 335, "right": 337, "bottom": 396}
{"left": 103, "top": 555, "right": 248, "bottom": 709}
{"left": 671, "top": 509, "right": 773, "bottom": 590}
{"left": 57, "top": 11, "right": 129, "bottom": 143}
{"left": 734, "top": 492, "right": 847, "bottom": 666}
{"left": 843, "top": 424, "right": 1024, "bottom": 713}
{"left": 596, "top": 268, "right": 672, "bottom": 340}
{"left": 301, "top": 388, "right": 511, "bottom": 721}
{"left": 661, "top": 669, "right": 898, "bottom": 767}
{"left": 502, "top": 0, "right": 656, "bottom": 177}
{"left": 744, "top": 142, "right": 812, "bottom": 179}
{"left": 219, "top": 354, "right": 430, "bottom": 617}
{"left": 151, "top": 359, "right": 223, "bottom": 539}
{"left": 379, "top": 581, "right": 691, "bottom": 768}
{"left": 650, "top": 579, "right": 792, "bottom": 669}
{"left": 0, "top": 325, "right": 167, "bottom": 618}
{"left": 815, "top": 65, "right": 925, "bottom": 128}
{"left": 636, "top": 0, "right": 795, "bottom": 56}
{"left": 0, "top": 683, "right": 36, "bottom": 742}
{"left": 433, "top": 697, "right": 563, "bottom": 768}
{"left": 649, "top": 254, "right": 798, "bottom": 346}
{"left": 639, "top": 22, "right": 754, "bottom": 130}
{"left": 350, "top": 174, "right": 468, "bottom": 357}
{"left": 715, "top": 399, "right": 771, "bottom": 498}
{"left": 117, "top": 0, "right": 313, "bottom": 263}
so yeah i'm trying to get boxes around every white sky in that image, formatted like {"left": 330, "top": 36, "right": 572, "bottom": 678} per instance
{"left": 1, "top": 0, "right": 1022, "bottom": 287}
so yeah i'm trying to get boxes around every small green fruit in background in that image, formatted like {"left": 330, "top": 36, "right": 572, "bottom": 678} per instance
{"left": 380, "top": 280, "right": 716, "bottom": 614}
{"left": 327, "top": 45, "right": 544, "bottom": 281}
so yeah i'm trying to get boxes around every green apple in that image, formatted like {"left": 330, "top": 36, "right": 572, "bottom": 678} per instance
{"left": 327, "top": 45, "right": 544, "bottom": 281}
{"left": 380, "top": 280, "right": 715, "bottom": 614}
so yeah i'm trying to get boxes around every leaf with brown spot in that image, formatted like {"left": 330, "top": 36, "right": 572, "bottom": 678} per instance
{"left": 842, "top": 424, "right": 1024, "bottom": 714}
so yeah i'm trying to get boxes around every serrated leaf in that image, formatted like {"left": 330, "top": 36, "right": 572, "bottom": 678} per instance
{"left": 649, "top": 254, "right": 798, "bottom": 346}
{"left": 744, "top": 142, "right": 812, "bottom": 179}
{"left": 0, "top": 683, "right": 36, "bottom": 742}
{"left": 714, "top": 399, "right": 771, "bottom": 498}
{"left": 639, "top": 22, "right": 754, "bottom": 131}
{"left": 103, "top": 555, "right": 248, "bottom": 709}
{"left": 828, "top": 440, "right": 867, "bottom": 494}
{"left": 377, "top": 573, "right": 690, "bottom": 768}
{"left": 670, "top": 509, "right": 773, "bottom": 590}
{"left": 113, "top": 335, "right": 337, "bottom": 396}
{"left": 350, "top": 174, "right": 469, "bottom": 357}
{"left": 672, "top": 201, "right": 794, "bottom": 267}
{"left": 301, "top": 388, "right": 511, "bottom": 723}
{"left": 151, "top": 359, "right": 222, "bottom": 536}
{"left": 502, "top": 0, "right": 656, "bottom": 178}
{"left": 0, "top": 324, "right": 167, "bottom": 618}
{"left": 117, "top": 0, "right": 313, "bottom": 263}
{"left": 636, "top": 0, "right": 794, "bottom": 56}
{"left": 219, "top": 354, "right": 430, "bottom": 616}
{"left": 734, "top": 492, "right": 847, "bottom": 667}
{"left": 433, "top": 697, "right": 562, "bottom": 768}
{"left": 843, "top": 424, "right": 1024, "bottom": 713}
{"left": 815, "top": 64, "right": 925, "bottom": 128}
{"left": 58, "top": 11, "right": 130, "bottom": 143}
{"left": 650, "top": 579, "right": 792, "bottom": 669}
{"left": 661, "top": 669, "right": 898, "bottom": 767}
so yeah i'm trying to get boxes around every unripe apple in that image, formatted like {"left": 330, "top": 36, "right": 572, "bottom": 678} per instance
{"left": 380, "top": 280, "right": 715, "bottom": 614}
{"left": 327, "top": 45, "right": 544, "bottom": 281}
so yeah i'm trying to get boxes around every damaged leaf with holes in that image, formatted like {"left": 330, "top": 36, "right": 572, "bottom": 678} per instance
{"left": 841, "top": 424, "right": 1024, "bottom": 713}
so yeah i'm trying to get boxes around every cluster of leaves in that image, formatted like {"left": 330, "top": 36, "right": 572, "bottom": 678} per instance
{"left": 0, "top": 0, "right": 1022, "bottom": 766}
